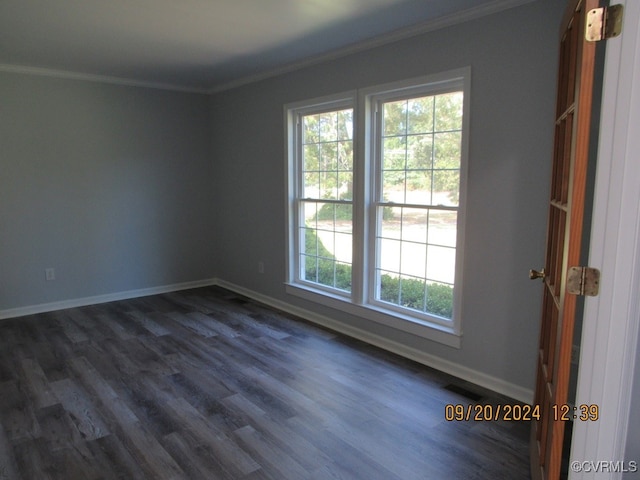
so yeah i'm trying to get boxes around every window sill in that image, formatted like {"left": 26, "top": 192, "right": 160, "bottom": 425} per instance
{"left": 285, "top": 283, "right": 461, "bottom": 349}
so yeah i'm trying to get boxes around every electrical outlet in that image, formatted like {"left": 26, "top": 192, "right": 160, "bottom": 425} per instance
{"left": 571, "top": 345, "right": 580, "bottom": 365}
{"left": 45, "top": 268, "right": 56, "bottom": 281}
{"left": 258, "top": 261, "right": 265, "bottom": 274}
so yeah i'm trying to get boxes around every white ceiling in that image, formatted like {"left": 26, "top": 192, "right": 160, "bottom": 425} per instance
{"left": 0, "top": 0, "right": 533, "bottom": 93}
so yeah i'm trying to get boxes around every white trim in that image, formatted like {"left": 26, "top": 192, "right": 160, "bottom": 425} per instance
{"left": 218, "top": 279, "right": 532, "bottom": 404}
{"left": 569, "top": 1, "right": 640, "bottom": 478}
{"left": 208, "top": 0, "right": 534, "bottom": 93}
{"left": 0, "top": 278, "right": 218, "bottom": 320}
{"left": 285, "top": 282, "right": 461, "bottom": 348}
{"left": 360, "top": 67, "right": 471, "bottom": 337}
{"left": 1, "top": 1, "right": 533, "bottom": 95}
{"left": 285, "top": 70, "right": 469, "bottom": 347}
{"left": 284, "top": 91, "right": 357, "bottom": 293}
{"left": 0, "top": 64, "right": 210, "bottom": 95}
{"left": 0, "top": 274, "right": 531, "bottom": 402}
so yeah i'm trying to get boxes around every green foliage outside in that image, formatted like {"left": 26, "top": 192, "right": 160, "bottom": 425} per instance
{"left": 303, "top": 94, "right": 463, "bottom": 208}
{"left": 302, "top": 109, "right": 353, "bottom": 203}
{"left": 379, "top": 275, "right": 453, "bottom": 319}
{"left": 304, "top": 229, "right": 351, "bottom": 291}
{"left": 301, "top": 93, "right": 460, "bottom": 317}
{"left": 315, "top": 203, "right": 352, "bottom": 221}
{"left": 314, "top": 202, "right": 393, "bottom": 222}
{"left": 303, "top": 229, "right": 453, "bottom": 318}
{"left": 381, "top": 93, "right": 462, "bottom": 204}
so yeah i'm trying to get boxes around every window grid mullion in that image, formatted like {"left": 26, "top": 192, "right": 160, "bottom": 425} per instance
{"left": 287, "top": 70, "right": 467, "bottom": 336}
{"left": 372, "top": 89, "right": 460, "bottom": 319}
{"left": 297, "top": 105, "right": 354, "bottom": 294}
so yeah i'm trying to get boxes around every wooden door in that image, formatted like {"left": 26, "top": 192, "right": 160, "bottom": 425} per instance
{"left": 530, "top": 0, "right": 600, "bottom": 479}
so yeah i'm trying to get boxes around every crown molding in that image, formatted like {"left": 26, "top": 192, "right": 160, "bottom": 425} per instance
{"left": 208, "top": 0, "right": 537, "bottom": 93}
{"left": 0, "top": 0, "right": 536, "bottom": 95}
{"left": 0, "top": 64, "right": 210, "bottom": 95}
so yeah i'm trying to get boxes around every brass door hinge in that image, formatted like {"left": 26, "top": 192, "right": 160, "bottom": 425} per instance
{"left": 567, "top": 266, "right": 600, "bottom": 296}
{"left": 586, "top": 5, "right": 624, "bottom": 42}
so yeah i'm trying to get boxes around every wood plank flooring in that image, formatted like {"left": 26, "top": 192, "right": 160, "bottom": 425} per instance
{"left": 0, "top": 286, "right": 530, "bottom": 479}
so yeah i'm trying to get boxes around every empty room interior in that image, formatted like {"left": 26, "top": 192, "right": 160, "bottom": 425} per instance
{"left": 1, "top": 0, "right": 639, "bottom": 479}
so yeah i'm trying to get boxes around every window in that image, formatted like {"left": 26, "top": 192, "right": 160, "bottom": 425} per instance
{"left": 299, "top": 106, "right": 354, "bottom": 292}
{"left": 286, "top": 69, "right": 469, "bottom": 347}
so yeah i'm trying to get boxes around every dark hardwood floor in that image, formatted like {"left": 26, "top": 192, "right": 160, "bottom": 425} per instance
{"left": 0, "top": 286, "right": 530, "bottom": 479}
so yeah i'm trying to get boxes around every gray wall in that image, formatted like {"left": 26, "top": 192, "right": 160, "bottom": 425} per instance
{"left": 1, "top": 0, "right": 566, "bottom": 394}
{"left": 624, "top": 329, "right": 640, "bottom": 478}
{"left": 0, "top": 74, "right": 215, "bottom": 310}
{"left": 209, "top": 0, "right": 565, "bottom": 392}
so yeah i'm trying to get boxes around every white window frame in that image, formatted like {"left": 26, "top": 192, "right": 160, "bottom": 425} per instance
{"left": 285, "top": 92, "right": 356, "bottom": 297}
{"left": 285, "top": 68, "right": 470, "bottom": 348}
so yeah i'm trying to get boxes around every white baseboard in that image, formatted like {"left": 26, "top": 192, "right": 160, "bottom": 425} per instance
{"left": 217, "top": 279, "right": 534, "bottom": 404}
{"left": 0, "top": 278, "right": 218, "bottom": 320}
{"left": 1, "top": 276, "right": 533, "bottom": 404}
